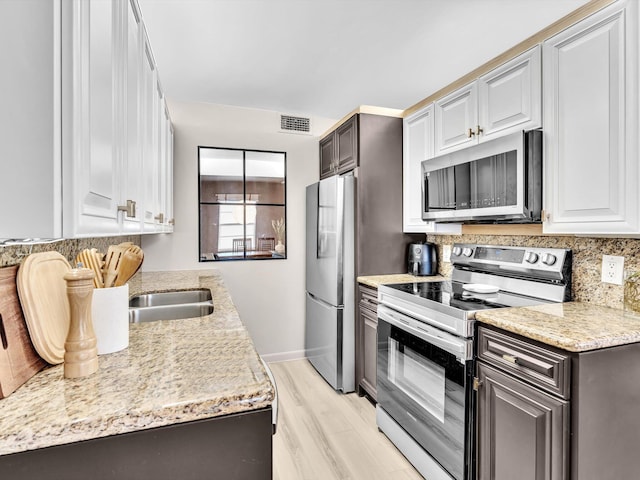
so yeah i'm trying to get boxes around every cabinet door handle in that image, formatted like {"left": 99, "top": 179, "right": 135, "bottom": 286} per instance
{"left": 502, "top": 354, "right": 519, "bottom": 364}
{"left": 117, "top": 200, "right": 136, "bottom": 218}
{"left": 541, "top": 209, "right": 550, "bottom": 222}
{"left": 475, "top": 125, "right": 483, "bottom": 136}
{"left": 473, "top": 377, "right": 483, "bottom": 391}
{"left": 467, "top": 128, "right": 475, "bottom": 138}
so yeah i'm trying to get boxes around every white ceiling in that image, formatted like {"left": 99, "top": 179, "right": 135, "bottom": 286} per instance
{"left": 138, "top": 0, "right": 590, "bottom": 120}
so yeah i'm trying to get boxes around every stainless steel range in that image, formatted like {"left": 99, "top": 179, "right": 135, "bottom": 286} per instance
{"left": 376, "top": 243, "right": 572, "bottom": 480}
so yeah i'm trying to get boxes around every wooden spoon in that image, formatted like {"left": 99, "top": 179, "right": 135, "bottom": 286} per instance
{"left": 114, "top": 246, "right": 144, "bottom": 286}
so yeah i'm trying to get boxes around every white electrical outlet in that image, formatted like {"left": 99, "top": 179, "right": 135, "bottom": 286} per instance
{"left": 443, "top": 245, "right": 452, "bottom": 263}
{"left": 601, "top": 255, "right": 625, "bottom": 285}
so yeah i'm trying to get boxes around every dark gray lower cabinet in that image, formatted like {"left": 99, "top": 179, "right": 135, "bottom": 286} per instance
{"left": 357, "top": 284, "right": 378, "bottom": 400}
{"left": 476, "top": 362, "right": 569, "bottom": 480}
{"left": 0, "top": 408, "right": 273, "bottom": 480}
{"left": 477, "top": 324, "right": 640, "bottom": 480}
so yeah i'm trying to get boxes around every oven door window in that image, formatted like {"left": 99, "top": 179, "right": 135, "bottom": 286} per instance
{"left": 388, "top": 337, "right": 446, "bottom": 423}
{"left": 378, "top": 318, "right": 471, "bottom": 480}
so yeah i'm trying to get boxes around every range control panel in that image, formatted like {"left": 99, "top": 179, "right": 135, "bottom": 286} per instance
{"left": 451, "top": 243, "right": 571, "bottom": 276}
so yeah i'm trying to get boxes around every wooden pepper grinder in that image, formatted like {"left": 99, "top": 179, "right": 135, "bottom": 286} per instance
{"left": 63, "top": 268, "right": 99, "bottom": 379}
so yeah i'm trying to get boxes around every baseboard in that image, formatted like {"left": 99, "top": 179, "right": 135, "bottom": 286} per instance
{"left": 261, "top": 350, "right": 307, "bottom": 364}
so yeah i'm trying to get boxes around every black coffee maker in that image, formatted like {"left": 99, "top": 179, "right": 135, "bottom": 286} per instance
{"left": 407, "top": 242, "right": 438, "bottom": 276}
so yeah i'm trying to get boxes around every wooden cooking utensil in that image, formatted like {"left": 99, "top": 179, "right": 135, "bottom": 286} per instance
{"left": 114, "top": 246, "right": 144, "bottom": 286}
{"left": 0, "top": 265, "right": 47, "bottom": 398}
{"left": 103, "top": 245, "right": 127, "bottom": 288}
{"left": 75, "top": 248, "right": 104, "bottom": 288}
{"left": 90, "top": 248, "right": 105, "bottom": 286}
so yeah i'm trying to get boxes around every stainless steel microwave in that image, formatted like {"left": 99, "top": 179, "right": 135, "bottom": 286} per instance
{"left": 422, "top": 129, "right": 542, "bottom": 223}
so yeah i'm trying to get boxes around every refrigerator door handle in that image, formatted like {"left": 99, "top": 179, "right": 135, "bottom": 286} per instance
{"left": 307, "top": 292, "right": 343, "bottom": 309}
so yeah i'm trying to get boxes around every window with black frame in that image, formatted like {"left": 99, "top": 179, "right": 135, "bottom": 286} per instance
{"left": 198, "top": 147, "right": 286, "bottom": 261}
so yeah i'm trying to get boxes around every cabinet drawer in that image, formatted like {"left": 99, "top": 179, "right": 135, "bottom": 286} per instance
{"left": 359, "top": 285, "right": 379, "bottom": 314}
{"left": 477, "top": 326, "right": 570, "bottom": 399}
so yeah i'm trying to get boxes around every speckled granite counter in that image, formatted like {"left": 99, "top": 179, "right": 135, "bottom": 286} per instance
{"left": 0, "top": 270, "right": 274, "bottom": 456}
{"left": 475, "top": 301, "right": 640, "bottom": 352}
{"left": 357, "top": 273, "right": 445, "bottom": 288}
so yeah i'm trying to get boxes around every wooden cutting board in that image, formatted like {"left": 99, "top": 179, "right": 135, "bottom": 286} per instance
{"left": 0, "top": 265, "right": 47, "bottom": 398}
{"left": 17, "top": 252, "right": 72, "bottom": 365}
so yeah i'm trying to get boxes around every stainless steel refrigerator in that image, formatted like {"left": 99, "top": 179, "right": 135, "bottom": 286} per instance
{"left": 305, "top": 175, "right": 355, "bottom": 393}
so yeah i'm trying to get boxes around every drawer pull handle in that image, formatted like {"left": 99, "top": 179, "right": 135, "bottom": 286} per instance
{"left": 502, "top": 354, "right": 519, "bottom": 364}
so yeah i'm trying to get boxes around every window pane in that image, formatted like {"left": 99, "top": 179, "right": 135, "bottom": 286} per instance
{"left": 256, "top": 205, "right": 286, "bottom": 256}
{"left": 199, "top": 148, "right": 244, "bottom": 203}
{"left": 245, "top": 151, "right": 285, "bottom": 204}
{"left": 199, "top": 204, "right": 221, "bottom": 260}
{"left": 200, "top": 204, "right": 262, "bottom": 261}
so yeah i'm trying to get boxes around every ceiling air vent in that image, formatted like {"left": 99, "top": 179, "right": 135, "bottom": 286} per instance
{"left": 279, "top": 114, "right": 312, "bottom": 135}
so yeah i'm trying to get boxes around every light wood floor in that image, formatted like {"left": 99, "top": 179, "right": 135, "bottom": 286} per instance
{"left": 269, "top": 359, "right": 424, "bottom": 480}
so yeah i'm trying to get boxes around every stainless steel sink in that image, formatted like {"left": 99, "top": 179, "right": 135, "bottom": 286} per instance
{"left": 129, "top": 289, "right": 212, "bottom": 308}
{"left": 128, "top": 289, "right": 214, "bottom": 323}
{"left": 129, "top": 303, "right": 214, "bottom": 323}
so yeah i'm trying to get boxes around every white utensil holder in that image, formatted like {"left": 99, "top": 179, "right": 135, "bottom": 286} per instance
{"left": 91, "top": 284, "right": 129, "bottom": 355}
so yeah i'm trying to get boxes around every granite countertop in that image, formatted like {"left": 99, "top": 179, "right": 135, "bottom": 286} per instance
{"left": 475, "top": 301, "right": 640, "bottom": 352}
{"left": 0, "top": 270, "right": 274, "bottom": 456}
{"left": 357, "top": 273, "right": 445, "bottom": 288}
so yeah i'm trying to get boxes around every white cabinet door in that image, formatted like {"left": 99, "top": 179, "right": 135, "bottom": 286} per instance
{"left": 121, "top": 0, "right": 144, "bottom": 233}
{"left": 155, "top": 96, "right": 170, "bottom": 232}
{"left": 165, "top": 121, "right": 175, "bottom": 232}
{"left": 403, "top": 105, "right": 434, "bottom": 232}
{"left": 141, "top": 42, "right": 160, "bottom": 232}
{"left": 543, "top": 0, "right": 639, "bottom": 235}
{"left": 478, "top": 46, "right": 542, "bottom": 142}
{"left": 63, "top": 0, "right": 120, "bottom": 237}
{"left": 0, "top": 0, "right": 61, "bottom": 239}
{"left": 434, "top": 82, "right": 478, "bottom": 155}
{"left": 403, "top": 105, "right": 462, "bottom": 234}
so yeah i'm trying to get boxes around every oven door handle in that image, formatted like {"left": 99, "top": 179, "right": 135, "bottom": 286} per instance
{"left": 378, "top": 305, "right": 472, "bottom": 362}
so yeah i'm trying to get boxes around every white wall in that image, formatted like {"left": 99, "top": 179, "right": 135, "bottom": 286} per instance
{"left": 141, "top": 100, "right": 337, "bottom": 361}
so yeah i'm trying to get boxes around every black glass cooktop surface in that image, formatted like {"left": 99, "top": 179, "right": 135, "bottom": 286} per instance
{"left": 385, "top": 281, "right": 548, "bottom": 312}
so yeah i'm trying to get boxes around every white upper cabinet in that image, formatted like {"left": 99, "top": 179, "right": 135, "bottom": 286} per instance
{"left": 478, "top": 46, "right": 541, "bottom": 141}
{"left": 0, "top": 0, "right": 173, "bottom": 240}
{"left": 142, "top": 46, "right": 158, "bottom": 231}
{"left": 404, "top": 105, "right": 435, "bottom": 232}
{"left": 121, "top": 0, "right": 145, "bottom": 233}
{"left": 434, "top": 46, "right": 542, "bottom": 156}
{"left": 542, "top": 0, "right": 639, "bottom": 235}
{"left": 63, "top": 0, "right": 121, "bottom": 237}
{"left": 403, "top": 104, "right": 461, "bottom": 234}
{"left": 434, "top": 82, "right": 478, "bottom": 154}
{"left": 0, "top": 0, "right": 61, "bottom": 239}
{"left": 160, "top": 103, "right": 174, "bottom": 231}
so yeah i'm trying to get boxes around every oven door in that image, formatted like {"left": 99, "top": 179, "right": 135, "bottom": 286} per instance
{"left": 377, "top": 305, "right": 474, "bottom": 480}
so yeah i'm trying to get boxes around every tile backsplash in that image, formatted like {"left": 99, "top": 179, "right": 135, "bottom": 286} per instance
{"left": 0, "top": 236, "right": 142, "bottom": 269}
{"left": 427, "top": 234, "right": 640, "bottom": 310}
{"left": 5, "top": 233, "right": 638, "bottom": 311}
